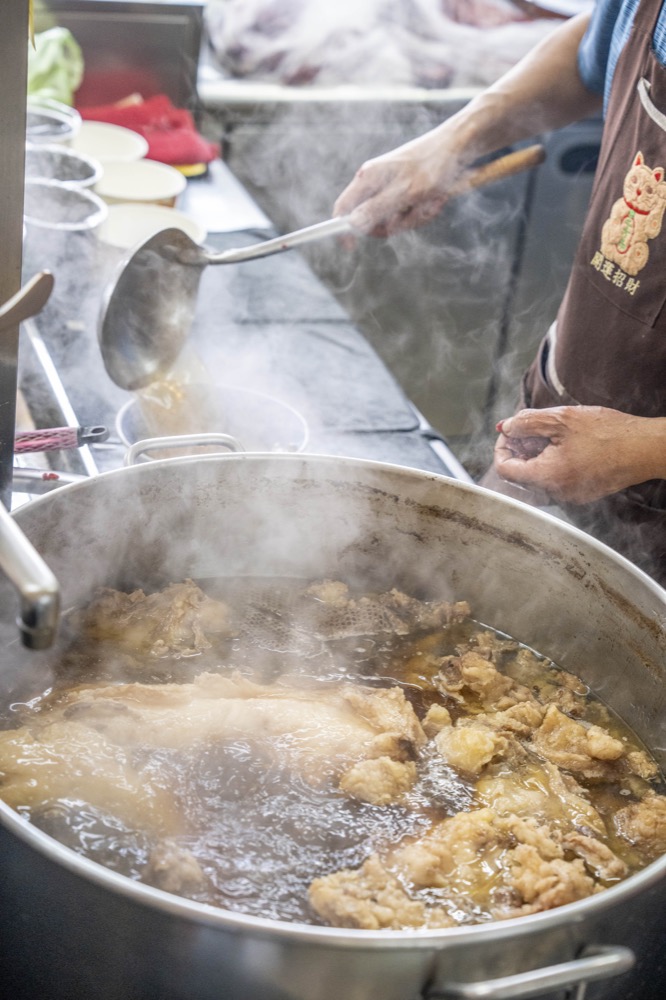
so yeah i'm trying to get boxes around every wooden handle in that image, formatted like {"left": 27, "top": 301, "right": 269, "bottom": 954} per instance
{"left": 449, "top": 143, "right": 546, "bottom": 198}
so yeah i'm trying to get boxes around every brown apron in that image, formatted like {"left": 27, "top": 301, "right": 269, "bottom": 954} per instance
{"left": 521, "top": 0, "right": 666, "bottom": 584}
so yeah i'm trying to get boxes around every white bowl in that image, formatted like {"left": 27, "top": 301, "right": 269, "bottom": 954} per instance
{"left": 94, "top": 159, "right": 186, "bottom": 207}
{"left": 23, "top": 179, "right": 108, "bottom": 232}
{"left": 71, "top": 121, "right": 148, "bottom": 164}
{"left": 26, "top": 98, "right": 82, "bottom": 146}
{"left": 98, "top": 203, "right": 207, "bottom": 250}
{"left": 25, "top": 142, "right": 103, "bottom": 189}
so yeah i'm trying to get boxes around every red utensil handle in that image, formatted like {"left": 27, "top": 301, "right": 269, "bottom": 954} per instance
{"left": 14, "top": 425, "right": 109, "bottom": 453}
{"left": 14, "top": 428, "right": 80, "bottom": 453}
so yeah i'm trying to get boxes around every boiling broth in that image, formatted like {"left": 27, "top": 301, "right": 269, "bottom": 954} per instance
{"left": 2, "top": 577, "right": 664, "bottom": 928}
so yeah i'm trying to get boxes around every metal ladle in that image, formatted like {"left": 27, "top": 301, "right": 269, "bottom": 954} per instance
{"left": 98, "top": 144, "right": 545, "bottom": 392}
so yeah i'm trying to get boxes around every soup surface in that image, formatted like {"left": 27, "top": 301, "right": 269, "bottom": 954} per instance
{"left": 1, "top": 577, "right": 665, "bottom": 929}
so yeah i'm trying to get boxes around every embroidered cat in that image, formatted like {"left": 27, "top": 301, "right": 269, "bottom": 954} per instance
{"left": 600, "top": 151, "right": 666, "bottom": 276}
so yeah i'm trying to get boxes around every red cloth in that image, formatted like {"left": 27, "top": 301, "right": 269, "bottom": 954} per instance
{"left": 78, "top": 94, "right": 219, "bottom": 166}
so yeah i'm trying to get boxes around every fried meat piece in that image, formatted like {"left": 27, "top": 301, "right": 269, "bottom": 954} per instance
{"left": 303, "top": 580, "right": 470, "bottom": 639}
{"left": 144, "top": 839, "right": 206, "bottom": 895}
{"left": 422, "top": 703, "right": 453, "bottom": 736}
{"left": 530, "top": 705, "right": 626, "bottom": 781}
{"left": 0, "top": 721, "right": 181, "bottom": 835}
{"left": 625, "top": 749, "right": 660, "bottom": 781}
{"left": 340, "top": 684, "right": 427, "bottom": 755}
{"left": 476, "top": 760, "right": 605, "bottom": 836}
{"left": 392, "top": 807, "right": 509, "bottom": 889}
{"left": 513, "top": 655, "right": 589, "bottom": 718}
{"left": 434, "top": 723, "right": 510, "bottom": 774}
{"left": 474, "top": 701, "right": 546, "bottom": 737}
{"left": 53, "top": 673, "right": 425, "bottom": 774}
{"left": 339, "top": 756, "right": 417, "bottom": 805}
{"left": 503, "top": 844, "right": 596, "bottom": 916}
{"left": 309, "top": 807, "right": 598, "bottom": 929}
{"left": 308, "top": 855, "right": 454, "bottom": 930}
{"left": 614, "top": 792, "right": 666, "bottom": 859}
{"left": 73, "top": 580, "right": 235, "bottom": 657}
{"left": 436, "top": 650, "right": 537, "bottom": 712}
{"left": 0, "top": 673, "right": 427, "bottom": 836}
{"left": 562, "top": 832, "right": 628, "bottom": 882}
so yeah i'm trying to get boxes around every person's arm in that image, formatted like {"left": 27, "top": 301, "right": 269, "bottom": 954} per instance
{"left": 493, "top": 407, "right": 666, "bottom": 504}
{"left": 334, "top": 11, "right": 601, "bottom": 236}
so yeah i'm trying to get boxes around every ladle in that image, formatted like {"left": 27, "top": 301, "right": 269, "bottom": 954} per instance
{"left": 98, "top": 144, "right": 545, "bottom": 392}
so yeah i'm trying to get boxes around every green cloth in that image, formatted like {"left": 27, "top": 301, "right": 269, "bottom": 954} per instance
{"left": 28, "top": 27, "right": 84, "bottom": 106}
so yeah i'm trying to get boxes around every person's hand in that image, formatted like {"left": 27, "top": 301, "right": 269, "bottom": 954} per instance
{"left": 333, "top": 128, "right": 468, "bottom": 238}
{"left": 494, "top": 406, "right": 666, "bottom": 504}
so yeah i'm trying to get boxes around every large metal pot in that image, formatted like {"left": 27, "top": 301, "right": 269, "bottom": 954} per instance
{"left": 1, "top": 454, "right": 665, "bottom": 1000}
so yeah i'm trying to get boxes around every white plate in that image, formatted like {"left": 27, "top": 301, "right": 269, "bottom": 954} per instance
{"left": 98, "top": 202, "right": 206, "bottom": 250}
{"left": 71, "top": 121, "right": 148, "bottom": 163}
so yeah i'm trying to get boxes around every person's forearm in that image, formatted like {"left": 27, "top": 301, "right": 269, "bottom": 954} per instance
{"left": 332, "top": 12, "right": 603, "bottom": 235}
{"left": 434, "top": 12, "right": 602, "bottom": 164}
{"left": 631, "top": 416, "right": 666, "bottom": 484}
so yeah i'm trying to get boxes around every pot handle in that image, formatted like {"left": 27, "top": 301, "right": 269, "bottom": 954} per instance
{"left": 124, "top": 433, "right": 246, "bottom": 466}
{"left": 426, "top": 945, "right": 634, "bottom": 1000}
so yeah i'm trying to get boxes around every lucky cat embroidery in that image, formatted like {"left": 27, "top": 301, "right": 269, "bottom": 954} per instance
{"left": 600, "top": 151, "right": 666, "bottom": 276}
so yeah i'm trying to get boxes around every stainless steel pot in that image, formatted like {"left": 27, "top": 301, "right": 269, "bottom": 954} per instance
{"left": 1, "top": 454, "right": 665, "bottom": 1000}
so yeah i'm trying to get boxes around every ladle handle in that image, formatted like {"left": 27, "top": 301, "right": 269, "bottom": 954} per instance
{"left": 203, "top": 145, "right": 544, "bottom": 266}
{"left": 449, "top": 143, "right": 546, "bottom": 198}
{"left": 205, "top": 216, "right": 355, "bottom": 265}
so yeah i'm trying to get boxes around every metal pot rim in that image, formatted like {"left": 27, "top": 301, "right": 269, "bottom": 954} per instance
{"left": 15, "top": 452, "right": 666, "bottom": 600}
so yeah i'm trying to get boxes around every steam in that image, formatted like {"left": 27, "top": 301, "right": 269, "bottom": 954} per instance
{"left": 21, "top": 0, "right": 640, "bottom": 580}
{"left": 208, "top": 90, "right": 548, "bottom": 479}
{"left": 198, "top": 0, "right": 563, "bottom": 474}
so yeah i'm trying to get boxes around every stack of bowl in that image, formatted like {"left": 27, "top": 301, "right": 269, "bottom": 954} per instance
{"left": 24, "top": 98, "right": 108, "bottom": 253}
{"left": 24, "top": 99, "right": 206, "bottom": 254}
{"left": 68, "top": 119, "right": 205, "bottom": 251}
{"left": 26, "top": 97, "right": 82, "bottom": 147}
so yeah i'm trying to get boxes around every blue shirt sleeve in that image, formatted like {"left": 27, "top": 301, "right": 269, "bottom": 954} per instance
{"left": 578, "top": 0, "right": 628, "bottom": 95}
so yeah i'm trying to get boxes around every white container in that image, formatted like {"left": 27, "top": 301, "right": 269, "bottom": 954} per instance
{"left": 98, "top": 202, "right": 206, "bottom": 250}
{"left": 94, "top": 159, "right": 186, "bottom": 207}
{"left": 71, "top": 121, "right": 148, "bottom": 164}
